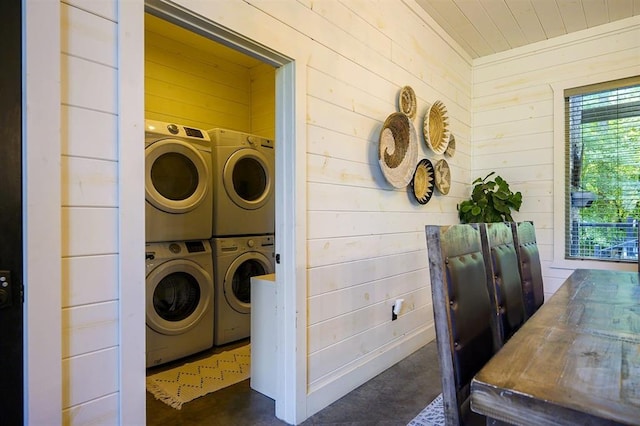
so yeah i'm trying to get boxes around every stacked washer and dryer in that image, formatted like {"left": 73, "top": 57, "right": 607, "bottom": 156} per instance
{"left": 144, "top": 120, "right": 276, "bottom": 367}
{"left": 144, "top": 120, "right": 215, "bottom": 367}
{"left": 207, "top": 128, "right": 276, "bottom": 346}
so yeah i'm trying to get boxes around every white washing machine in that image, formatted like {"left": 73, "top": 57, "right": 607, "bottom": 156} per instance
{"left": 145, "top": 239, "right": 214, "bottom": 367}
{"left": 211, "top": 235, "right": 275, "bottom": 345}
{"left": 207, "top": 128, "right": 274, "bottom": 236}
{"left": 145, "top": 119, "right": 213, "bottom": 242}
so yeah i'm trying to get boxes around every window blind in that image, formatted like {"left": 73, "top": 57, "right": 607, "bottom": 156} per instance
{"left": 565, "top": 76, "right": 640, "bottom": 262}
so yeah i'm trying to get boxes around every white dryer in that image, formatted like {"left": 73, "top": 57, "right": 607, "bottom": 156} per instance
{"left": 207, "top": 128, "right": 274, "bottom": 236}
{"left": 146, "top": 239, "right": 214, "bottom": 367}
{"left": 211, "top": 235, "right": 275, "bottom": 346}
{"left": 145, "top": 119, "right": 213, "bottom": 242}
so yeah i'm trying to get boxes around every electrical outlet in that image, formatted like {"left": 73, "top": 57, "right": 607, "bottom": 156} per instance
{"left": 391, "top": 298, "right": 403, "bottom": 321}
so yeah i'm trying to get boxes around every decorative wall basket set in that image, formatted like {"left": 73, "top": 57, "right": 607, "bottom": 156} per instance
{"left": 378, "top": 85, "right": 455, "bottom": 205}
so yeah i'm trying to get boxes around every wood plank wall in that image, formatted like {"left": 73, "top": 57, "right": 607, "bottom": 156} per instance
{"left": 251, "top": 63, "right": 276, "bottom": 139}
{"left": 145, "top": 0, "right": 472, "bottom": 417}
{"left": 55, "top": 0, "right": 640, "bottom": 422}
{"left": 145, "top": 1, "right": 472, "bottom": 413}
{"left": 263, "top": 1, "right": 471, "bottom": 413}
{"left": 60, "top": 1, "right": 120, "bottom": 423}
{"left": 472, "top": 18, "right": 640, "bottom": 299}
{"left": 145, "top": 13, "right": 275, "bottom": 138}
{"left": 60, "top": 0, "right": 472, "bottom": 421}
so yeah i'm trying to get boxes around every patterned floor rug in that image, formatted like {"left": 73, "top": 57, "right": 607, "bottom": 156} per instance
{"left": 146, "top": 344, "right": 250, "bottom": 409}
{"left": 407, "top": 393, "right": 444, "bottom": 426}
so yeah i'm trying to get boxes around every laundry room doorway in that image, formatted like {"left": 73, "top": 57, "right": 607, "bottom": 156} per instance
{"left": 143, "top": 1, "right": 303, "bottom": 423}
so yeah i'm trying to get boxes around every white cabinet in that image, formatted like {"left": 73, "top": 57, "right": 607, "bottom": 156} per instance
{"left": 250, "top": 273, "right": 276, "bottom": 399}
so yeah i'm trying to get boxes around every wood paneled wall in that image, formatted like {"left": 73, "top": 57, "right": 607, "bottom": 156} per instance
{"left": 55, "top": 0, "right": 640, "bottom": 422}
{"left": 141, "top": 0, "right": 471, "bottom": 417}
{"left": 144, "top": 2, "right": 471, "bottom": 414}
{"left": 144, "top": 13, "right": 275, "bottom": 138}
{"left": 144, "top": 0, "right": 471, "bottom": 418}
{"left": 278, "top": 1, "right": 471, "bottom": 412}
{"left": 60, "top": 1, "right": 119, "bottom": 424}
{"left": 472, "top": 17, "right": 640, "bottom": 299}
{"left": 251, "top": 63, "right": 276, "bottom": 139}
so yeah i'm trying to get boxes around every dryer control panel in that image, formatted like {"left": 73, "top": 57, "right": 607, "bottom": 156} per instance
{"left": 145, "top": 119, "right": 210, "bottom": 141}
{"left": 185, "top": 240, "right": 206, "bottom": 253}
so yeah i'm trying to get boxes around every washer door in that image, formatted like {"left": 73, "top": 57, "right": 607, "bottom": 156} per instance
{"left": 222, "top": 148, "right": 272, "bottom": 210}
{"left": 145, "top": 139, "right": 209, "bottom": 214}
{"left": 223, "top": 252, "right": 273, "bottom": 314}
{"left": 146, "top": 259, "right": 212, "bottom": 335}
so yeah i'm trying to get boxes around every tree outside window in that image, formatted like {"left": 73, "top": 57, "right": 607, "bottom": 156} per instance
{"left": 566, "top": 79, "right": 640, "bottom": 262}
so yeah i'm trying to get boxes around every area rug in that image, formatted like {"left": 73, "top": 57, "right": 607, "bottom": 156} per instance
{"left": 146, "top": 344, "right": 251, "bottom": 409}
{"left": 407, "top": 393, "right": 444, "bottom": 426}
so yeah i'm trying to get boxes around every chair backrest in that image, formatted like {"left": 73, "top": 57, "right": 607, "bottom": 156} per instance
{"left": 426, "top": 224, "right": 499, "bottom": 426}
{"left": 511, "top": 221, "right": 544, "bottom": 319}
{"left": 479, "top": 222, "right": 526, "bottom": 346}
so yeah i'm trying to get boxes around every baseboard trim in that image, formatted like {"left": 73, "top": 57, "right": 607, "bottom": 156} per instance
{"left": 305, "top": 324, "right": 435, "bottom": 419}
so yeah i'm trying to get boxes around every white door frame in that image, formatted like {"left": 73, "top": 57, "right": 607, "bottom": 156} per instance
{"left": 24, "top": 0, "right": 63, "bottom": 423}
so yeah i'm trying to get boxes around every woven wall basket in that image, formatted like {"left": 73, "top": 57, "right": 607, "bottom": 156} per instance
{"left": 411, "top": 158, "right": 435, "bottom": 205}
{"left": 423, "top": 100, "right": 450, "bottom": 155}
{"left": 398, "top": 86, "right": 417, "bottom": 119}
{"left": 445, "top": 133, "right": 456, "bottom": 157}
{"left": 434, "top": 158, "right": 451, "bottom": 195}
{"left": 378, "top": 112, "right": 418, "bottom": 188}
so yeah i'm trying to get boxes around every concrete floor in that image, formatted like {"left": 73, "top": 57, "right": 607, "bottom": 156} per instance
{"left": 146, "top": 339, "right": 441, "bottom": 425}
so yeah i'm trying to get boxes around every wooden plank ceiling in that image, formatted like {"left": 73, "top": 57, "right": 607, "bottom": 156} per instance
{"left": 415, "top": 0, "right": 640, "bottom": 58}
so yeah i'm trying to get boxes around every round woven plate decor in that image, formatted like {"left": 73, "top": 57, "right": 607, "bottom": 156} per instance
{"left": 378, "top": 112, "right": 419, "bottom": 188}
{"left": 445, "top": 133, "right": 456, "bottom": 157}
{"left": 411, "top": 158, "right": 435, "bottom": 205}
{"left": 423, "top": 100, "right": 450, "bottom": 155}
{"left": 434, "top": 158, "right": 451, "bottom": 195}
{"left": 398, "top": 86, "right": 417, "bottom": 119}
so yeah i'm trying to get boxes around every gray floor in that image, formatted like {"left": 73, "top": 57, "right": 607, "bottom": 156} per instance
{"left": 146, "top": 339, "right": 442, "bottom": 425}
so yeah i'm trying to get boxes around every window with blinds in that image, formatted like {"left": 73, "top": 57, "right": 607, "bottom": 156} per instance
{"left": 565, "top": 76, "right": 640, "bottom": 262}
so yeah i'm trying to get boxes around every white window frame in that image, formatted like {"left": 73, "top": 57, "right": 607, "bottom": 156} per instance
{"left": 552, "top": 72, "right": 639, "bottom": 272}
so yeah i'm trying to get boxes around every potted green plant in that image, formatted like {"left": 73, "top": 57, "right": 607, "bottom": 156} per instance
{"left": 458, "top": 172, "right": 522, "bottom": 223}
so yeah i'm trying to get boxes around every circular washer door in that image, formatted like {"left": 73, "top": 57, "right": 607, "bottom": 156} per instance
{"left": 222, "top": 149, "right": 272, "bottom": 210}
{"left": 145, "top": 139, "right": 210, "bottom": 214}
{"left": 146, "top": 259, "right": 212, "bottom": 335}
{"left": 223, "top": 252, "right": 273, "bottom": 314}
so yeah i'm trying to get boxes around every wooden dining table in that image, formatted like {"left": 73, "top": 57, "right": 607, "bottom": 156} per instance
{"left": 470, "top": 268, "right": 640, "bottom": 425}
